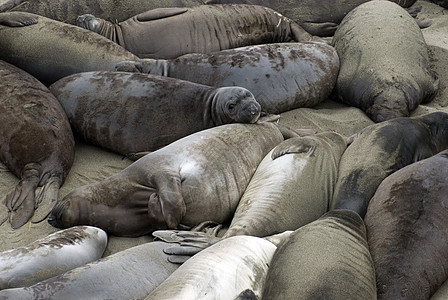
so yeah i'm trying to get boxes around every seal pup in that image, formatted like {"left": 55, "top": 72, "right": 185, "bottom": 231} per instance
{"left": 332, "top": 0, "right": 439, "bottom": 122}
{"left": 0, "top": 226, "right": 107, "bottom": 290}
{"left": 145, "top": 236, "right": 277, "bottom": 300}
{"left": 115, "top": 42, "right": 339, "bottom": 114}
{"left": 50, "top": 71, "right": 261, "bottom": 155}
{"left": 0, "top": 59, "right": 75, "bottom": 229}
{"left": 48, "top": 122, "right": 285, "bottom": 237}
{"left": 0, "top": 12, "right": 137, "bottom": 86}
{"left": 365, "top": 150, "right": 448, "bottom": 300}
{"left": 0, "top": 241, "right": 179, "bottom": 299}
{"left": 76, "top": 4, "right": 321, "bottom": 59}
{"left": 260, "top": 210, "right": 376, "bottom": 299}
{"left": 331, "top": 112, "right": 448, "bottom": 218}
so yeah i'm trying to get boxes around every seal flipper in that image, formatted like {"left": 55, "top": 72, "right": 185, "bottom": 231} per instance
{"left": 302, "top": 21, "right": 339, "bottom": 37}
{"left": 0, "top": 13, "right": 37, "bottom": 27}
{"left": 271, "top": 136, "right": 318, "bottom": 160}
{"left": 136, "top": 8, "right": 188, "bottom": 22}
{"left": 31, "top": 176, "right": 61, "bottom": 223}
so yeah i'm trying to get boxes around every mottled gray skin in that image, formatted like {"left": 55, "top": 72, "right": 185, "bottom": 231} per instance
{"left": 49, "top": 123, "right": 284, "bottom": 237}
{"left": 207, "top": 0, "right": 417, "bottom": 36}
{"left": 115, "top": 42, "right": 339, "bottom": 114}
{"left": 365, "top": 150, "right": 448, "bottom": 300}
{"left": 331, "top": 112, "right": 448, "bottom": 218}
{"left": 49, "top": 71, "right": 261, "bottom": 155}
{"left": 76, "top": 5, "right": 319, "bottom": 59}
{"left": 0, "top": 12, "right": 137, "bottom": 86}
{"left": 261, "top": 210, "right": 376, "bottom": 299}
{"left": 332, "top": 0, "right": 439, "bottom": 123}
{"left": 0, "top": 226, "right": 107, "bottom": 290}
{"left": 0, "top": 0, "right": 206, "bottom": 24}
{"left": 0, "top": 60, "right": 75, "bottom": 229}
{"left": 0, "top": 241, "right": 179, "bottom": 300}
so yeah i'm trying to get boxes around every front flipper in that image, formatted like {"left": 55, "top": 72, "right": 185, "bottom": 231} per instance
{"left": 0, "top": 13, "right": 37, "bottom": 27}
{"left": 31, "top": 175, "right": 61, "bottom": 223}
{"left": 302, "top": 21, "right": 339, "bottom": 37}
{"left": 271, "top": 136, "right": 317, "bottom": 160}
{"left": 136, "top": 8, "right": 188, "bottom": 22}
{"left": 7, "top": 180, "right": 38, "bottom": 229}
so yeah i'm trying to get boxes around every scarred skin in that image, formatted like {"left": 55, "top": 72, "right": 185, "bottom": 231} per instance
{"left": 49, "top": 71, "right": 262, "bottom": 155}
{"left": 332, "top": 0, "right": 439, "bottom": 122}
{"left": 365, "top": 150, "right": 448, "bottom": 300}
{"left": 0, "top": 60, "right": 75, "bottom": 229}
{"left": 331, "top": 112, "right": 448, "bottom": 218}
{"left": 115, "top": 42, "right": 340, "bottom": 114}
{"left": 76, "top": 5, "right": 320, "bottom": 59}
{"left": 49, "top": 122, "right": 284, "bottom": 237}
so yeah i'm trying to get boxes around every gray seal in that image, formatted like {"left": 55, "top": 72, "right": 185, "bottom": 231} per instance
{"left": 365, "top": 150, "right": 448, "bottom": 299}
{"left": 331, "top": 112, "right": 448, "bottom": 218}
{"left": 48, "top": 122, "right": 284, "bottom": 237}
{"left": 49, "top": 71, "right": 261, "bottom": 155}
{"left": 332, "top": 0, "right": 439, "bottom": 122}
{"left": 76, "top": 5, "right": 320, "bottom": 59}
{"left": 115, "top": 42, "right": 339, "bottom": 114}
{"left": 0, "top": 59, "right": 75, "bottom": 229}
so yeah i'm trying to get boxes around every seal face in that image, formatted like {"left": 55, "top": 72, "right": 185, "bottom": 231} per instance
{"left": 332, "top": 0, "right": 439, "bottom": 122}
{"left": 50, "top": 71, "right": 262, "bottom": 155}
{"left": 365, "top": 150, "right": 448, "bottom": 300}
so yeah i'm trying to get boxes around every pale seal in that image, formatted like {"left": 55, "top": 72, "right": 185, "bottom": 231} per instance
{"left": 332, "top": 0, "right": 439, "bottom": 122}
{"left": 0, "top": 59, "right": 75, "bottom": 229}
{"left": 115, "top": 42, "right": 339, "bottom": 114}
{"left": 76, "top": 5, "right": 320, "bottom": 59}
{"left": 365, "top": 150, "right": 448, "bottom": 299}
{"left": 49, "top": 71, "right": 261, "bottom": 155}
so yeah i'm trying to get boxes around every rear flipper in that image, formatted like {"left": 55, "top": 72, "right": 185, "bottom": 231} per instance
{"left": 31, "top": 175, "right": 61, "bottom": 223}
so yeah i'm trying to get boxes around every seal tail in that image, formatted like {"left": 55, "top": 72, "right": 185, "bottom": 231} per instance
{"left": 31, "top": 176, "right": 61, "bottom": 224}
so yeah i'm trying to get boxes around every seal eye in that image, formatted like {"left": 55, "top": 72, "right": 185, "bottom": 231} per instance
{"left": 245, "top": 92, "right": 252, "bottom": 98}
{"left": 228, "top": 103, "right": 236, "bottom": 110}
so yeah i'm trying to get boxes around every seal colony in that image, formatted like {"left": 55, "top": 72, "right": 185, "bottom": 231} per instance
{"left": 1, "top": 0, "right": 448, "bottom": 298}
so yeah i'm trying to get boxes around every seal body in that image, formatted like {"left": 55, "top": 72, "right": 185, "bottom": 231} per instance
{"left": 0, "top": 59, "right": 75, "bottom": 229}
{"left": 224, "top": 132, "right": 347, "bottom": 238}
{"left": 0, "top": 241, "right": 179, "bottom": 299}
{"left": 332, "top": 0, "right": 439, "bottom": 122}
{"left": 261, "top": 210, "right": 376, "bottom": 299}
{"left": 145, "top": 236, "right": 277, "bottom": 300}
{"left": 49, "top": 122, "right": 284, "bottom": 237}
{"left": 0, "top": 12, "right": 137, "bottom": 85}
{"left": 115, "top": 42, "right": 339, "bottom": 114}
{"left": 365, "top": 150, "right": 448, "bottom": 300}
{"left": 331, "top": 112, "right": 448, "bottom": 218}
{"left": 77, "top": 4, "right": 318, "bottom": 59}
{"left": 0, "top": 226, "right": 107, "bottom": 290}
{"left": 50, "top": 71, "right": 261, "bottom": 154}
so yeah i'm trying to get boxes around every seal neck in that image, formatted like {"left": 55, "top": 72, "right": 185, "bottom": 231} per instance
{"left": 96, "top": 19, "right": 125, "bottom": 47}
{"left": 205, "top": 89, "right": 227, "bottom": 127}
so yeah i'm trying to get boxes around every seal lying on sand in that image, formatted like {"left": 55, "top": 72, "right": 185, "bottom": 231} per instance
{"left": 76, "top": 5, "right": 321, "bottom": 59}
{"left": 115, "top": 42, "right": 339, "bottom": 114}
{"left": 49, "top": 123, "right": 285, "bottom": 237}
{"left": 0, "top": 60, "right": 75, "bottom": 229}
{"left": 0, "top": 226, "right": 107, "bottom": 290}
{"left": 0, "top": 12, "right": 137, "bottom": 86}
{"left": 332, "top": 0, "right": 439, "bottom": 122}
{"left": 331, "top": 112, "right": 448, "bottom": 218}
{"left": 50, "top": 71, "right": 261, "bottom": 155}
{"left": 365, "top": 150, "right": 448, "bottom": 300}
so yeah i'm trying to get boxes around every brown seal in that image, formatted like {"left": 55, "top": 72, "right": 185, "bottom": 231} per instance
{"left": 365, "top": 150, "right": 448, "bottom": 299}
{"left": 332, "top": 0, "right": 439, "bottom": 122}
{"left": 49, "top": 71, "right": 262, "bottom": 155}
{"left": 48, "top": 122, "right": 284, "bottom": 237}
{"left": 0, "top": 59, "right": 75, "bottom": 229}
{"left": 76, "top": 5, "right": 320, "bottom": 59}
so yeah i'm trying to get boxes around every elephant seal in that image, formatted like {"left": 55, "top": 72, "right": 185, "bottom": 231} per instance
{"left": 0, "top": 60, "right": 75, "bottom": 229}
{"left": 0, "top": 12, "right": 137, "bottom": 86}
{"left": 115, "top": 42, "right": 339, "bottom": 114}
{"left": 50, "top": 71, "right": 261, "bottom": 155}
{"left": 145, "top": 236, "right": 277, "bottom": 300}
{"left": 206, "top": 0, "right": 417, "bottom": 36}
{"left": 331, "top": 112, "right": 448, "bottom": 218}
{"left": 365, "top": 150, "right": 448, "bottom": 300}
{"left": 261, "top": 210, "right": 376, "bottom": 299}
{"left": 0, "top": 241, "right": 179, "bottom": 299}
{"left": 48, "top": 122, "right": 284, "bottom": 237}
{"left": 332, "top": 0, "right": 439, "bottom": 122}
{"left": 76, "top": 4, "right": 320, "bottom": 59}
{"left": 0, "top": 226, "right": 107, "bottom": 290}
